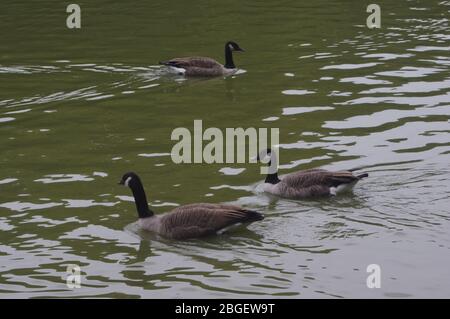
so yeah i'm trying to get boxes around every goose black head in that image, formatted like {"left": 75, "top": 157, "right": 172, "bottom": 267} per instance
{"left": 256, "top": 148, "right": 280, "bottom": 184}
{"left": 119, "top": 171, "right": 140, "bottom": 187}
{"left": 256, "top": 148, "right": 272, "bottom": 162}
{"left": 226, "top": 41, "right": 245, "bottom": 52}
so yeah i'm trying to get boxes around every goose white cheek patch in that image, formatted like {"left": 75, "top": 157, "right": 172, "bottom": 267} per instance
{"left": 124, "top": 176, "right": 132, "bottom": 187}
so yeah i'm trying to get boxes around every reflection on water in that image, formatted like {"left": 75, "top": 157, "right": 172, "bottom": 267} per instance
{"left": 1, "top": 0, "right": 450, "bottom": 298}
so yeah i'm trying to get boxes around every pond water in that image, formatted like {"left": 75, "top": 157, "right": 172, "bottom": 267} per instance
{"left": 1, "top": 0, "right": 449, "bottom": 298}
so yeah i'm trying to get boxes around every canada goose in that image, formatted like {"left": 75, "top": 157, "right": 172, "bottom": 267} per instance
{"left": 159, "top": 41, "right": 245, "bottom": 76}
{"left": 119, "top": 172, "right": 263, "bottom": 239}
{"left": 257, "top": 149, "right": 368, "bottom": 198}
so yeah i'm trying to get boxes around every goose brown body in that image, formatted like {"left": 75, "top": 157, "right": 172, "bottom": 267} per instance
{"left": 264, "top": 169, "right": 367, "bottom": 198}
{"left": 161, "top": 57, "right": 229, "bottom": 76}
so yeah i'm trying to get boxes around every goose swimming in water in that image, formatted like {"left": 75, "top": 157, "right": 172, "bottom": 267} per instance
{"left": 257, "top": 149, "right": 368, "bottom": 199}
{"left": 119, "top": 172, "right": 263, "bottom": 239}
{"left": 159, "top": 41, "right": 244, "bottom": 76}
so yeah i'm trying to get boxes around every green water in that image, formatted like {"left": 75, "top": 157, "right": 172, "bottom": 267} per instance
{"left": 1, "top": 0, "right": 450, "bottom": 298}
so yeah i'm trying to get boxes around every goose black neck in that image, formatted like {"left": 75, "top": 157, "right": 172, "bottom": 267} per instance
{"left": 224, "top": 44, "right": 235, "bottom": 69}
{"left": 265, "top": 172, "right": 280, "bottom": 184}
{"left": 263, "top": 152, "right": 280, "bottom": 184}
{"left": 130, "top": 178, "right": 154, "bottom": 218}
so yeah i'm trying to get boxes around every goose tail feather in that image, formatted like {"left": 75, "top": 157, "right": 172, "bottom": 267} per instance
{"left": 357, "top": 173, "right": 369, "bottom": 179}
{"left": 241, "top": 210, "right": 264, "bottom": 222}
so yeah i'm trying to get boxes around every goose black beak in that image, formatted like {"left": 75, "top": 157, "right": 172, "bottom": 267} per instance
{"left": 118, "top": 180, "right": 124, "bottom": 185}
{"left": 238, "top": 48, "right": 245, "bottom": 52}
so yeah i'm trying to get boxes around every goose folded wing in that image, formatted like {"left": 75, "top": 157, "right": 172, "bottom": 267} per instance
{"left": 161, "top": 204, "right": 262, "bottom": 239}
{"left": 283, "top": 170, "right": 358, "bottom": 188}
{"left": 162, "top": 57, "right": 220, "bottom": 68}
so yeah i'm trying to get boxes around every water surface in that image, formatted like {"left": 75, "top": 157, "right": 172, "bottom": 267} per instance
{"left": 1, "top": 0, "right": 450, "bottom": 298}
